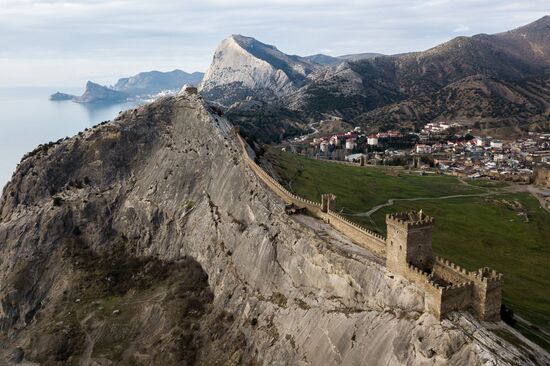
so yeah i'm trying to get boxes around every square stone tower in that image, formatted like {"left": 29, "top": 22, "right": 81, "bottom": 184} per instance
{"left": 468, "top": 267, "right": 503, "bottom": 321}
{"left": 386, "top": 211, "right": 435, "bottom": 275}
{"left": 321, "top": 194, "right": 337, "bottom": 212}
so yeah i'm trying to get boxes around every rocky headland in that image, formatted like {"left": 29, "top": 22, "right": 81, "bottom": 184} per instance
{"left": 0, "top": 91, "right": 547, "bottom": 365}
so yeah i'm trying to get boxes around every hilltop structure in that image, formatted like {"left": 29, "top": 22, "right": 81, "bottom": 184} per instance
{"left": 237, "top": 133, "right": 503, "bottom": 321}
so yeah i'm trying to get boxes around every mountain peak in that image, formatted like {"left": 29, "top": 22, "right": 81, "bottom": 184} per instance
{"left": 85, "top": 80, "right": 101, "bottom": 88}
{"left": 201, "top": 35, "right": 318, "bottom": 105}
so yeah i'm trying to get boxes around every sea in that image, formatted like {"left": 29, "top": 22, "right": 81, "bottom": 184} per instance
{"left": 0, "top": 87, "right": 144, "bottom": 189}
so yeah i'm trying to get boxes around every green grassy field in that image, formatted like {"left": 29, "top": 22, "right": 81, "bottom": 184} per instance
{"left": 268, "top": 149, "right": 550, "bottom": 350}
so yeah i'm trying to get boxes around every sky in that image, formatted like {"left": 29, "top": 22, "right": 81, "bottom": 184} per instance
{"left": 0, "top": 0, "right": 548, "bottom": 88}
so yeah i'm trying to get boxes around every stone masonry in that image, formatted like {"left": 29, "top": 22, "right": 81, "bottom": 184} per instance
{"left": 386, "top": 211, "right": 503, "bottom": 321}
{"left": 237, "top": 133, "right": 503, "bottom": 321}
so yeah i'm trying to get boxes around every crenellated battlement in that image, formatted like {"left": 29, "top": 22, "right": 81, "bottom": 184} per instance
{"left": 435, "top": 256, "right": 470, "bottom": 276}
{"left": 442, "top": 281, "right": 474, "bottom": 291}
{"left": 235, "top": 132, "right": 502, "bottom": 322}
{"left": 467, "top": 267, "right": 504, "bottom": 284}
{"left": 327, "top": 211, "right": 386, "bottom": 242}
{"left": 386, "top": 211, "right": 435, "bottom": 229}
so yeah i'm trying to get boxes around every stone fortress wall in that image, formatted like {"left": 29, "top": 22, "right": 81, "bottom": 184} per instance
{"left": 237, "top": 135, "right": 386, "bottom": 256}
{"left": 236, "top": 134, "right": 502, "bottom": 321}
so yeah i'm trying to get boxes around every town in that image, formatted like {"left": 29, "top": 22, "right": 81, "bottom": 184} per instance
{"left": 284, "top": 121, "right": 550, "bottom": 187}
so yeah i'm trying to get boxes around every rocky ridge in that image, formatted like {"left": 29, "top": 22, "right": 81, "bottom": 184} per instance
{"left": 0, "top": 92, "right": 547, "bottom": 365}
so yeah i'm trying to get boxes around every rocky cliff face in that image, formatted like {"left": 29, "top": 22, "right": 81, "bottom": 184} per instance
{"left": 200, "top": 35, "right": 317, "bottom": 105}
{"left": 0, "top": 92, "right": 547, "bottom": 365}
{"left": 73, "top": 81, "right": 128, "bottom": 104}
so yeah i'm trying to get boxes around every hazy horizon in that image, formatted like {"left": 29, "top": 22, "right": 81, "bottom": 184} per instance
{"left": 0, "top": 0, "right": 548, "bottom": 88}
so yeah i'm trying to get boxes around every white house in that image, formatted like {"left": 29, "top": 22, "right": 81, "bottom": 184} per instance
{"left": 475, "top": 137, "right": 488, "bottom": 147}
{"left": 367, "top": 135, "right": 378, "bottom": 146}
{"left": 415, "top": 144, "right": 432, "bottom": 154}
{"left": 490, "top": 140, "right": 503, "bottom": 149}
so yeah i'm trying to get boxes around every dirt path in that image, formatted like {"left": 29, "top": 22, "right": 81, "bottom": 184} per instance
{"left": 352, "top": 181, "right": 550, "bottom": 218}
{"left": 352, "top": 192, "right": 508, "bottom": 217}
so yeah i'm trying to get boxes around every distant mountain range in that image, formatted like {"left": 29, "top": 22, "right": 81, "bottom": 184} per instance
{"left": 50, "top": 16, "right": 550, "bottom": 140}
{"left": 200, "top": 16, "right": 550, "bottom": 141}
{"left": 50, "top": 70, "right": 204, "bottom": 104}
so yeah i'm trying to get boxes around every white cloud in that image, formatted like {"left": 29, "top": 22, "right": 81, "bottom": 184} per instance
{"left": 453, "top": 24, "right": 470, "bottom": 33}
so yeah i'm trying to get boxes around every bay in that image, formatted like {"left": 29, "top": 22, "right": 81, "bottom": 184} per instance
{"left": 0, "top": 87, "right": 143, "bottom": 189}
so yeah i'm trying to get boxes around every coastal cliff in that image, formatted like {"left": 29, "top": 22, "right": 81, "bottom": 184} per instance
{"left": 0, "top": 92, "right": 546, "bottom": 365}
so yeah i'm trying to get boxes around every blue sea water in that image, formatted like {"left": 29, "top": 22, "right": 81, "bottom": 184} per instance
{"left": 0, "top": 87, "right": 143, "bottom": 189}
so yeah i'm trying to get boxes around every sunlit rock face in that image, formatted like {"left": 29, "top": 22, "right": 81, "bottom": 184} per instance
{"left": 200, "top": 35, "right": 318, "bottom": 105}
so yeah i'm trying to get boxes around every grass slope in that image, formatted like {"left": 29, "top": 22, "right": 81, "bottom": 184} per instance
{"left": 267, "top": 149, "right": 550, "bottom": 351}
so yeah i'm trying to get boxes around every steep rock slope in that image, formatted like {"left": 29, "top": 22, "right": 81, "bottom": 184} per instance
{"left": 0, "top": 93, "right": 546, "bottom": 365}
{"left": 200, "top": 35, "right": 318, "bottom": 105}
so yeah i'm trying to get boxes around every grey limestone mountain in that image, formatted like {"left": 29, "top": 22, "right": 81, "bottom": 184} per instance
{"left": 200, "top": 35, "right": 319, "bottom": 105}
{"left": 0, "top": 91, "right": 548, "bottom": 365}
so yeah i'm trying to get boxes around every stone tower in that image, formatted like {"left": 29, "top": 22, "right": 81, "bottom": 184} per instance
{"left": 385, "top": 211, "right": 435, "bottom": 275}
{"left": 468, "top": 267, "right": 503, "bottom": 321}
{"left": 321, "top": 194, "right": 337, "bottom": 213}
